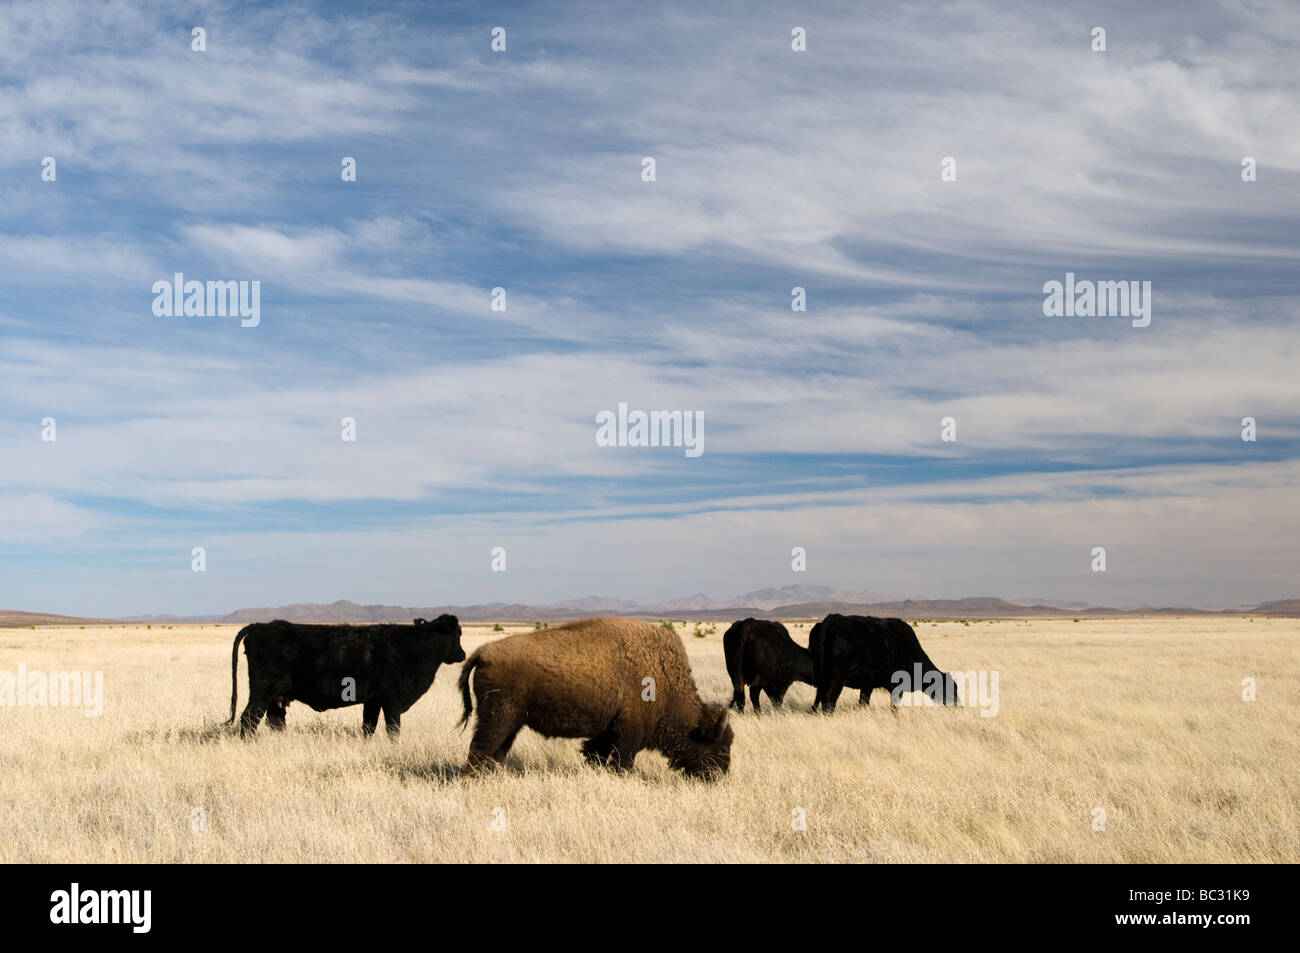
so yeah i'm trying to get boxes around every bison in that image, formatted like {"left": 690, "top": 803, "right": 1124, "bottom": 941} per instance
{"left": 457, "top": 617, "right": 733, "bottom": 779}
{"left": 722, "top": 618, "right": 814, "bottom": 712}
{"left": 226, "top": 615, "right": 465, "bottom": 738}
{"left": 809, "top": 613, "right": 961, "bottom": 713}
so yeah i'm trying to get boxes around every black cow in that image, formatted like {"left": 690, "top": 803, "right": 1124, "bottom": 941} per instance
{"left": 225, "top": 615, "right": 465, "bottom": 738}
{"left": 723, "top": 618, "right": 815, "bottom": 712}
{"left": 808, "top": 613, "right": 961, "bottom": 713}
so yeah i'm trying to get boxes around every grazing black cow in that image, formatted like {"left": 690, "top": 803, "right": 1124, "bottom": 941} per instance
{"left": 722, "top": 618, "right": 814, "bottom": 712}
{"left": 225, "top": 615, "right": 465, "bottom": 738}
{"left": 808, "top": 613, "right": 961, "bottom": 713}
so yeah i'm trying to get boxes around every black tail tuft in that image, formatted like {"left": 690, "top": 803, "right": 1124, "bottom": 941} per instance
{"left": 225, "top": 626, "right": 252, "bottom": 725}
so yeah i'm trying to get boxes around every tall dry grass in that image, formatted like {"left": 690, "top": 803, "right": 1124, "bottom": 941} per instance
{"left": 0, "top": 617, "right": 1295, "bottom": 862}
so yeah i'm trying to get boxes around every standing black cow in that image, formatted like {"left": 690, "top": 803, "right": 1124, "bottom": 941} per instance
{"left": 808, "top": 613, "right": 961, "bottom": 713}
{"left": 225, "top": 615, "right": 465, "bottom": 738}
{"left": 722, "top": 618, "right": 815, "bottom": 712}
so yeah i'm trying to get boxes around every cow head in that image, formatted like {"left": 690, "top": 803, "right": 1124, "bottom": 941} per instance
{"left": 925, "top": 671, "right": 963, "bottom": 706}
{"left": 415, "top": 614, "right": 466, "bottom": 663}
{"left": 673, "top": 705, "right": 733, "bottom": 780}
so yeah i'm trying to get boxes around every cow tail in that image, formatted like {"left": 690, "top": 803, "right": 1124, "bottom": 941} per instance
{"left": 809, "top": 623, "right": 825, "bottom": 709}
{"left": 456, "top": 651, "right": 481, "bottom": 730}
{"left": 722, "top": 627, "right": 744, "bottom": 691}
{"left": 225, "top": 626, "right": 251, "bottom": 725}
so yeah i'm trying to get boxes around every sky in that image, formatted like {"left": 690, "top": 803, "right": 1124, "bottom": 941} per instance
{"left": 1, "top": 0, "right": 1298, "bottom": 616}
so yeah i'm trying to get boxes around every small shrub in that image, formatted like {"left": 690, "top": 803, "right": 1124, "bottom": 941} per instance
{"left": 493, "top": 623, "right": 504, "bottom": 632}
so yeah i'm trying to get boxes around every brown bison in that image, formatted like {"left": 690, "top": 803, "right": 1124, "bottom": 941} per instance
{"left": 457, "top": 617, "right": 734, "bottom": 779}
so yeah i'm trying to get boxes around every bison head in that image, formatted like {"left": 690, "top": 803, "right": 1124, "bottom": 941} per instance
{"left": 415, "top": 614, "right": 466, "bottom": 664}
{"left": 673, "top": 705, "right": 733, "bottom": 780}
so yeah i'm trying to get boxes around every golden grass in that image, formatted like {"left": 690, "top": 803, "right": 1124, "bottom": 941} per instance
{"left": 1, "top": 617, "right": 1296, "bottom": 862}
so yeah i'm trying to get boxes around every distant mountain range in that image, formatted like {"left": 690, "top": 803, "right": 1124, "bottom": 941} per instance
{"left": 0, "top": 609, "right": 119, "bottom": 627}
{"left": 650, "top": 585, "right": 900, "bottom": 611}
{"left": 6, "top": 585, "right": 1299, "bottom": 627}
{"left": 125, "top": 586, "right": 1300, "bottom": 624}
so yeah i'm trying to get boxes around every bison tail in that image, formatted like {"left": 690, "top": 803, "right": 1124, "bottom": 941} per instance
{"left": 456, "top": 651, "right": 481, "bottom": 731}
{"left": 225, "top": 626, "right": 252, "bottom": 725}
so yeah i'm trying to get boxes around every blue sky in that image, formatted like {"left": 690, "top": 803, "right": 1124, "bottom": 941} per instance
{"left": 2, "top": 0, "right": 1298, "bottom": 616}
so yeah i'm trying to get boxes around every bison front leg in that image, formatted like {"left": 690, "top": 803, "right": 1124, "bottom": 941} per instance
{"left": 858, "top": 688, "right": 872, "bottom": 706}
{"left": 361, "top": 700, "right": 380, "bottom": 737}
{"left": 748, "top": 683, "right": 763, "bottom": 713}
{"left": 581, "top": 727, "right": 616, "bottom": 765}
{"left": 609, "top": 737, "right": 641, "bottom": 773}
{"left": 604, "top": 720, "right": 642, "bottom": 773}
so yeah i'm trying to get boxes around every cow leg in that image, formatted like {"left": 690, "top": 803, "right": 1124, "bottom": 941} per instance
{"left": 265, "top": 697, "right": 288, "bottom": 731}
{"left": 859, "top": 688, "right": 872, "bottom": 706}
{"left": 822, "top": 679, "right": 845, "bottom": 713}
{"left": 382, "top": 705, "right": 401, "bottom": 740}
{"left": 729, "top": 682, "right": 746, "bottom": 711}
{"left": 238, "top": 698, "right": 267, "bottom": 737}
{"left": 361, "top": 700, "right": 380, "bottom": 736}
{"left": 749, "top": 683, "right": 763, "bottom": 713}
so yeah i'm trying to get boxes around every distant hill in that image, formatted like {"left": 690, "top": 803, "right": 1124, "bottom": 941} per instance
{"left": 219, "top": 600, "right": 596, "bottom": 624}
{"left": 767, "top": 597, "right": 1063, "bottom": 619}
{"left": 1248, "top": 598, "right": 1300, "bottom": 616}
{"left": 655, "top": 593, "right": 724, "bottom": 611}
{"left": 0, "top": 609, "right": 119, "bottom": 627}
{"left": 542, "top": 596, "right": 641, "bottom": 613}
{"left": 725, "top": 585, "right": 899, "bottom": 610}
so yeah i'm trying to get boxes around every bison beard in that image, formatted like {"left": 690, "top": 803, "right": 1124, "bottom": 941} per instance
{"left": 457, "top": 617, "right": 733, "bottom": 779}
{"left": 226, "top": 615, "right": 465, "bottom": 738}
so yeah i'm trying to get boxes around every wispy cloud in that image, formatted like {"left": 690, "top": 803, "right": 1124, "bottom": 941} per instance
{"left": 1, "top": 0, "right": 1297, "bottom": 614}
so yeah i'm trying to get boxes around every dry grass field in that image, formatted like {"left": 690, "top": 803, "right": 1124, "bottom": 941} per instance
{"left": 1, "top": 617, "right": 1296, "bottom": 863}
